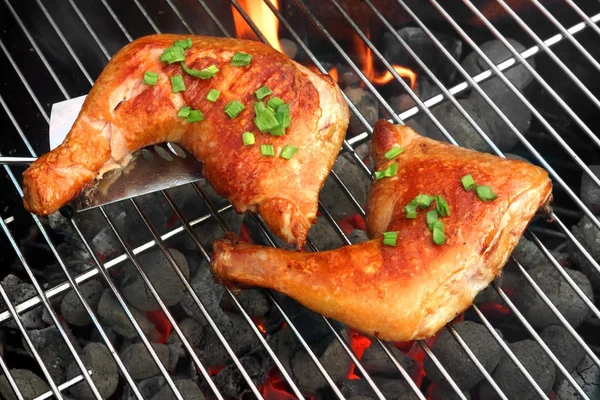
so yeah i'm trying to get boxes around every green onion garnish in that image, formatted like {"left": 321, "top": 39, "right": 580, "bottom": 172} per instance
{"left": 206, "top": 89, "right": 220, "bottom": 102}
{"left": 426, "top": 210, "right": 438, "bottom": 230}
{"left": 280, "top": 145, "right": 298, "bottom": 160}
{"left": 270, "top": 104, "right": 291, "bottom": 136}
{"left": 435, "top": 195, "right": 450, "bottom": 217}
{"left": 160, "top": 46, "right": 186, "bottom": 64}
{"left": 170, "top": 75, "right": 186, "bottom": 93}
{"left": 143, "top": 71, "right": 159, "bottom": 85}
{"left": 186, "top": 110, "right": 204, "bottom": 123}
{"left": 254, "top": 101, "right": 266, "bottom": 115}
{"left": 404, "top": 202, "right": 418, "bottom": 219}
{"left": 267, "top": 97, "right": 285, "bottom": 110}
{"left": 255, "top": 86, "right": 272, "bottom": 100}
{"left": 178, "top": 106, "right": 192, "bottom": 118}
{"left": 375, "top": 163, "right": 398, "bottom": 180}
{"left": 174, "top": 38, "right": 192, "bottom": 49}
{"left": 242, "top": 132, "right": 255, "bottom": 146}
{"left": 432, "top": 221, "right": 445, "bottom": 245}
{"left": 181, "top": 63, "right": 219, "bottom": 79}
{"left": 224, "top": 100, "right": 245, "bottom": 119}
{"left": 414, "top": 194, "right": 434, "bottom": 208}
{"left": 382, "top": 231, "right": 398, "bottom": 246}
{"left": 254, "top": 108, "right": 279, "bottom": 133}
{"left": 476, "top": 185, "right": 497, "bottom": 201}
{"left": 231, "top": 52, "right": 252, "bottom": 66}
{"left": 384, "top": 146, "right": 404, "bottom": 160}
{"left": 461, "top": 174, "right": 476, "bottom": 190}
{"left": 260, "top": 144, "right": 275, "bottom": 157}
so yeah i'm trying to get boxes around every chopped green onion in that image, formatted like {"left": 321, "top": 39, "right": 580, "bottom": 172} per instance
{"left": 426, "top": 210, "right": 439, "bottom": 230}
{"left": 382, "top": 231, "right": 398, "bottom": 246}
{"left": 254, "top": 101, "right": 266, "bottom": 115}
{"left": 186, "top": 109, "right": 204, "bottom": 123}
{"left": 160, "top": 46, "right": 186, "bottom": 64}
{"left": 143, "top": 71, "right": 159, "bottom": 85}
{"left": 435, "top": 195, "right": 450, "bottom": 217}
{"left": 476, "top": 185, "right": 497, "bottom": 201}
{"left": 432, "top": 221, "right": 445, "bottom": 245}
{"left": 404, "top": 202, "right": 418, "bottom": 219}
{"left": 414, "top": 194, "right": 434, "bottom": 208}
{"left": 242, "top": 132, "right": 255, "bottom": 146}
{"left": 260, "top": 144, "right": 275, "bottom": 157}
{"left": 206, "top": 89, "right": 220, "bottom": 102}
{"left": 267, "top": 97, "right": 285, "bottom": 109}
{"left": 224, "top": 100, "right": 245, "bottom": 119}
{"left": 461, "top": 174, "right": 476, "bottom": 190}
{"left": 254, "top": 86, "right": 272, "bottom": 100}
{"left": 280, "top": 145, "right": 298, "bottom": 160}
{"left": 231, "top": 52, "right": 252, "bottom": 66}
{"left": 170, "top": 75, "right": 186, "bottom": 93}
{"left": 384, "top": 146, "right": 404, "bottom": 160}
{"left": 254, "top": 108, "right": 279, "bottom": 133}
{"left": 375, "top": 163, "right": 398, "bottom": 180}
{"left": 270, "top": 104, "right": 291, "bottom": 136}
{"left": 177, "top": 106, "right": 192, "bottom": 118}
{"left": 174, "top": 38, "right": 192, "bottom": 49}
{"left": 181, "top": 63, "right": 219, "bottom": 79}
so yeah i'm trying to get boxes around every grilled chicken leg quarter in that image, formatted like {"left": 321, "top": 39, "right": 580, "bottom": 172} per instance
{"left": 22, "top": 34, "right": 349, "bottom": 247}
{"left": 212, "top": 121, "right": 553, "bottom": 342}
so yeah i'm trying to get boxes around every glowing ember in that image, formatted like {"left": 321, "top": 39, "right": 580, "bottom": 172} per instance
{"left": 207, "top": 365, "right": 224, "bottom": 376}
{"left": 347, "top": 329, "right": 372, "bottom": 380}
{"left": 145, "top": 309, "right": 172, "bottom": 344}
{"left": 478, "top": 302, "right": 510, "bottom": 317}
{"left": 261, "top": 368, "right": 295, "bottom": 400}
{"left": 232, "top": 0, "right": 282, "bottom": 53}
{"left": 352, "top": 34, "right": 416, "bottom": 89}
{"left": 252, "top": 316, "right": 267, "bottom": 335}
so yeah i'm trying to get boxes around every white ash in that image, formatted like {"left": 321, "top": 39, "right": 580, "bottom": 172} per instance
{"left": 118, "top": 248, "right": 189, "bottom": 312}
{"left": 67, "top": 342, "right": 118, "bottom": 400}
{"left": 423, "top": 321, "right": 504, "bottom": 390}
{"left": 555, "top": 355, "right": 600, "bottom": 399}
{"left": 97, "top": 290, "right": 158, "bottom": 339}
{"left": 0, "top": 274, "right": 45, "bottom": 329}
{"left": 514, "top": 267, "right": 593, "bottom": 330}
{"left": 61, "top": 280, "right": 103, "bottom": 326}
{"left": 580, "top": 165, "right": 600, "bottom": 214}
{"left": 23, "top": 324, "right": 80, "bottom": 384}
{"left": 568, "top": 216, "right": 600, "bottom": 289}
{"left": 540, "top": 325, "right": 586, "bottom": 383}
{"left": 362, "top": 343, "right": 420, "bottom": 380}
{"left": 0, "top": 369, "right": 50, "bottom": 400}
{"left": 479, "top": 339, "right": 555, "bottom": 400}
{"left": 120, "top": 342, "right": 169, "bottom": 380}
{"left": 150, "top": 379, "right": 204, "bottom": 400}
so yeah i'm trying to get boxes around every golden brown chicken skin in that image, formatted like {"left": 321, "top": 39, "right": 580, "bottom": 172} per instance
{"left": 211, "top": 121, "right": 552, "bottom": 341}
{"left": 22, "top": 34, "right": 349, "bottom": 247}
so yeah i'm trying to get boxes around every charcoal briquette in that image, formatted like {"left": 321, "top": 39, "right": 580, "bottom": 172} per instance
{"left": 568, "top": 216, "right": 600, "bottom": 289}
{"left": 0, "top": 369, "right": 50, "bottom": 400}
{"left": 428, "top": 383, "right": 471, "bottom": 400}
{"left": 362, "top": 343, "right": 420, "bottom": 380}
{"left": 167, "top": 318, "right": 204, "bottom": 348}
{"left": 97, "top": 290, "right": 157, "bottom": 339}
{"left": 61, "top": 280, "right": 104, "bottom": 326}
{"left": 555, "top": 355, "right": 600, "bottom": 399}
{"left": 67, "top": 342, "right": 119, "bottom": 400}
{"left": 580, "top": 165, "right": 600, "bottom": 214}
{"left": 150, "top": 379, "right": 204, "bottom": 400}
{"left": 540, "top": 325, "right": 585, "bottom": 382}
{"left": 121, "top": 376, "right": 165, "bottom": 400}
{"left": 120, "top": 342, "right": 169, "bottom": 380}
{"left": 237, "top": 289, "right": 271, "bottom": 317}
{"left": 341, "top": 376, "right": 413, "bottom": 399}
{"left": 0, "top": 274, "right": 45, "bottom": 329}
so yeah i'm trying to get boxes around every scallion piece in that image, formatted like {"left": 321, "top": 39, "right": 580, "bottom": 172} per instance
{"left": 170, "top": 75, "right": 186, "bottom": 93}
{"left": 231, "top": 52, "right": 252, "bottom": 66}
{"left": 181, "top": 63, "right": 219, "bottom": 79}
{"left": 254, "top": 108, "right": 279, "bottom": 133}
{"left": 384, "top": 146, "right": 404, "bottom": 160}
{"left": 174, "top": 38, "right": 192, "bottom": 49}
{"left": 404, "top": 202, "right": 418, "bottom": 219}
{"left": 178, "top": 106, "right": 192, "bottom": 118}
{"left": 476, "top": 185, "right": 497, "bottom": 201}
{"left": 382, "top": 231, "right": 398, "bottom": 246}
{"left": 206, "top": 89, "right": 220, "bottom": 102}
{"left": 254, "top": 101, "right": 266, "bottom": 115}
{"left": 375, "top": 163, "right": 398, "bottom": 180}
{"left": 280, "top": 145, "right": 298, "bottom": 160}
{"left": 426, "top": 210, "right": 438, "bottom": 230}
{"left": 160, "top": 46, "right": 186, "bottom": 64}
{"left": 414, "top": 194, "right": 434, "bottom": 208}
{"left": 254, "top": 86, "right": 272, "bottom": 100}
{"left": 260, "top": 144, "right": 275, "bottom": 157}
{"left": 242, "top": 132, "right": 255, "bottom": 146}
{"left": 435, "top": 195, "right": 450, "bottom": 217}
{"left": 143, "top": 71, "right": 159, "bottom": 85}
{"left": 224, "top": 100, "right": 245, "bottom": 119}
{"left": 186, "top": 109, "right": 204, "bottom": 123}
{"left": 267, "top": 97, "right": 285, "bottom": 109}
{"left": 270, "top": 104, "right": 291, "bottom": 136}
{"left": 432, "top": 221, "right": 445, "bottom": 245}
{"left": 461, "top": 174, "right": 476, "bottom": 190}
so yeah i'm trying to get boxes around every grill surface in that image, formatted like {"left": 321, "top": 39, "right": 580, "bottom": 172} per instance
{"left": 1, "top": 1, "right": 600, "bottom": 399}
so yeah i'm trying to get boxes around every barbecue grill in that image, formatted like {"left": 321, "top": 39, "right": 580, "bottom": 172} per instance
{"left": 1, "top": 0, "right": 600, "bottom": 399}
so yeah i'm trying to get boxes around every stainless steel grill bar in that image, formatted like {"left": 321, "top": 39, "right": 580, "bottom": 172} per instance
{"left": 565, "top": 0, "right": 600, "bottom": 37}
{"left": 33, "top": 370, "right": 92, "bottom": 400}
{"left": 0, "top": 348, "right": 22, "bottom": 400}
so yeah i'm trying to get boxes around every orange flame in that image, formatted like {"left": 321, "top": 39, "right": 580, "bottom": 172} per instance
{"left": 347, "top": 329, "right": 372, "bottom": 380}
{"left": 232, "top": 0, "right": 282, "bottom": 53}
{"left": 353, "top": 35, "right": 416, "bottom": 89}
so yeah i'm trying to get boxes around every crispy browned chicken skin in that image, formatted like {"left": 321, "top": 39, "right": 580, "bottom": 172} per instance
{"left": 22, "top": 34, "right": 349, "bottom": 247}
{"left": 211, "top": 121, "right": 552, "bottom": 341}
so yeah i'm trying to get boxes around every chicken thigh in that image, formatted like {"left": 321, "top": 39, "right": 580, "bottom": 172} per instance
{"left": 22, "top": 34, "right": 349, "bottom": 247}
{"left": 211, "top": 121, "right": 552, "bottom": 341}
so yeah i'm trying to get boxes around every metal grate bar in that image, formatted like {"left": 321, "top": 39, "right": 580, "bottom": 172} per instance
{"left": 33, "top": 370, "right": 92, "bottom": 400}
{"left": 565, "top": 0, "right": 600, "bottom": 36}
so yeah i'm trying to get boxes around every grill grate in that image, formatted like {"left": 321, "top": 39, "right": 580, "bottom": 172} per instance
{"left": 0, "top": 1, "right": 599, "bottom": 399}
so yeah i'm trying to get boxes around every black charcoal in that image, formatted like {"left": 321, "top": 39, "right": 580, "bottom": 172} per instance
{"left": 348, "top": 229, "right": 368, "bottom": 244}
{"left": 479, "top": 340, "right": 555, "bottom": 400}
{"left": 97, "top": 290, "right": 157, "bottom": 339}
{"left": 61, "top": 280, "right": 103, "bottom": 326}
{"left": 568, "top": 216, "right": 600, "bottom": 289}
{"left": 0, "top": 369, "right": 50, "bottom": 400}
{"left": 151, "top": 379, "right": 204, "bottom": 400}
{"left": 514, "top": 267, "right": 593, "bottom": 329}
{"left": 167, "top": 318, "right": 204, "bottom": 348}
{"left": 308, "top": 216, "right": 345, "bottom": 250}
{"left": 67, "top": 342, "right": 118, "bottom": 400}
{"left": 428, "top": 383, "right": 470, "bottom": 400}
{"left": 540, "top": 325, "right": 585, "bottom": 381}
{"left": 555, "top": 355, "right": 600, "bottom": 399}
{"left": 423, "top": 321, "right": 503, "bottom": 390}
{"left": 121, "top": 376, "right": 165, "bottom": 400}
{"left": 580, "top": 165, "right": 600, "bottom": 214}
{"left": 120, "top": 342, "right": 169, "bottom": 380}
{"left": 118, "top": 249, "right": 189, "bottom": 312}
{"left": 344, "top": 87, "right": 378, "bottom": 136}
{"left": 512, "top": 238, "right": 554, "bottom": 271}
{"left": 0, "top": 274, "right": 45, "bottom": 329}
{"left": 362, "top": 344, "right": 420, "bottom": 380}
{"left": 237, "top": 289, "right": 271, "bottom": 317}
{"left": 24, "top": 324, "right": 80, "bottom": 383}
{"left": 341, "top": 376, "right": 412, "bottom": 398}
